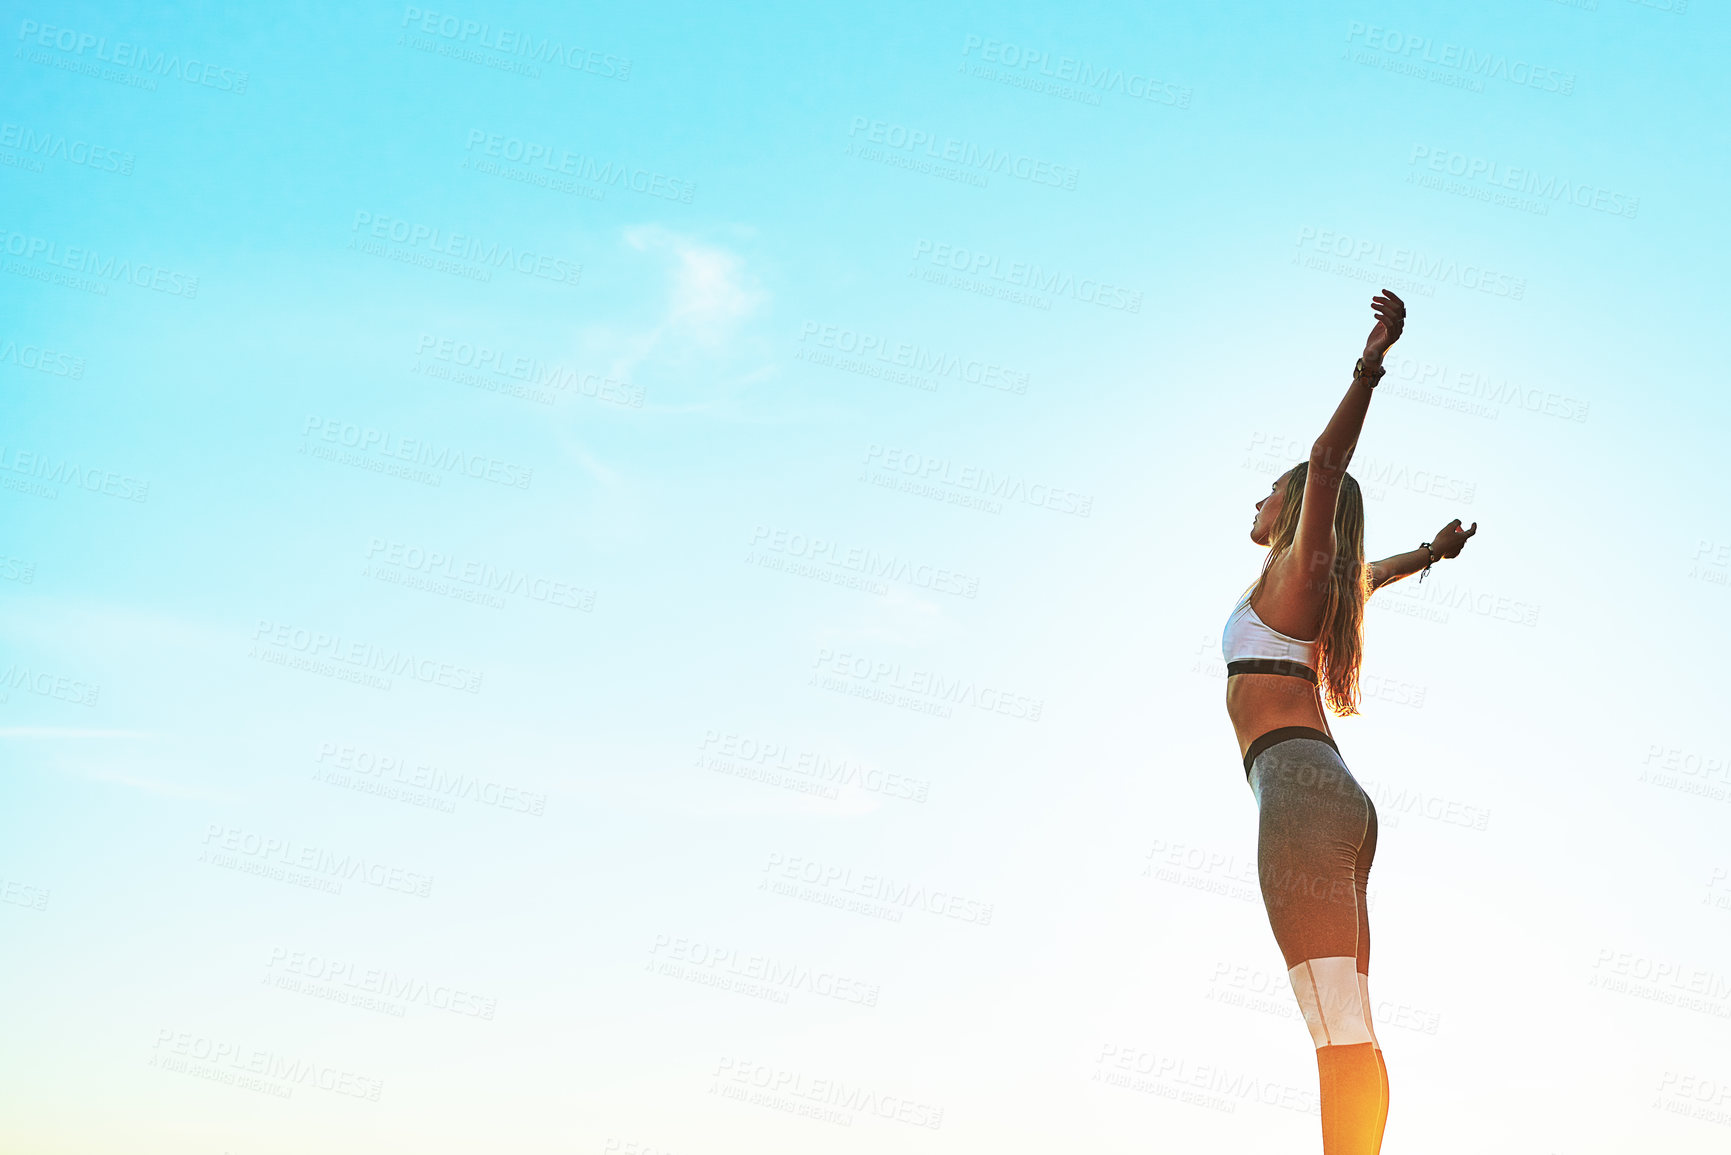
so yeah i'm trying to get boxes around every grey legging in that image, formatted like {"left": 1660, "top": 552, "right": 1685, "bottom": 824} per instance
{"left": 1246, "top": 729, "right": 1388, "bottom": 1153}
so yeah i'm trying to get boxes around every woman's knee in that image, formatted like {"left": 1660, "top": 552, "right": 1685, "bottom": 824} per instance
{"left": 1287, "top": 957, "right": 1380, "bottom": 1050}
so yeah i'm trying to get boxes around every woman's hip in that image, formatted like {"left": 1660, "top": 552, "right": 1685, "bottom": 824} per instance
{"left": 1246, "top": 729, "right": 1375, "bottom": 815}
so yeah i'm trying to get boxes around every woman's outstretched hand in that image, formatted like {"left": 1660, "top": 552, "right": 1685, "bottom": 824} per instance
{"left": 1364, "top": 290, "right": 1406, "bottom": 360}
{"left": 1431, "top": 518, "right": 1478, "bottom": 559}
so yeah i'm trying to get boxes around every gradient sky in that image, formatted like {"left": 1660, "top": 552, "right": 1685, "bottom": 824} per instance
{"left": 4, "top": 1, "right": 1730, "bottom": 1152}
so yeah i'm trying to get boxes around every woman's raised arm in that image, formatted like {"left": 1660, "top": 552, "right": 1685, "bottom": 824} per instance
{"left": 1290, "top": 291, "right": 1407, "bottom": 580}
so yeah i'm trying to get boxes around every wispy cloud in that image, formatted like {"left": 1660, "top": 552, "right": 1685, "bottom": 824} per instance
{"left": 552, "top": 226, "right": 775, "bottom": 488}
{"left": 578, "top": 225, "right": 769, "bottom": 395}
{"left": 623, "top": 224, "right": 767, "bottom": 350}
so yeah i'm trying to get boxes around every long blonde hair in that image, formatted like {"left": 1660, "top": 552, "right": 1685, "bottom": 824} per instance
{"left": 1249, "top": 461, "right": 1370, "bottom": 715}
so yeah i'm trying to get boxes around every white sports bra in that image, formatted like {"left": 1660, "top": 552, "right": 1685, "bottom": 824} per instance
{"left": 1222, "top": 586, "right": 1320, "bottom": 683}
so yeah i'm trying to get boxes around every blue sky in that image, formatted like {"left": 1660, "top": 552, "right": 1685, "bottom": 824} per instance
{"left": 4, "top": 1, "right": 1730, "bottom": 1151}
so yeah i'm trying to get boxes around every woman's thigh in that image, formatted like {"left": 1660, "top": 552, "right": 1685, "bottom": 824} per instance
{"left": 1249, "top": 738, "right": 1378, "bottom": 973}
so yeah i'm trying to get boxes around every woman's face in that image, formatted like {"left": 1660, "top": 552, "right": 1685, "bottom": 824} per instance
{"left": 1251, "top": 470, "right": 1290, "bottom": 546}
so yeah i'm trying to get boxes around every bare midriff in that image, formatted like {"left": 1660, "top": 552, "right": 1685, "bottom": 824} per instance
{"left": 1226, "top": 673, "right": 1333, "bottom": 763}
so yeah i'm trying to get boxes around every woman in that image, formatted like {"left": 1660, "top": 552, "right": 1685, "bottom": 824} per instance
{"left": 1222, "top": 289, "right": 1476, "bottom": 1154}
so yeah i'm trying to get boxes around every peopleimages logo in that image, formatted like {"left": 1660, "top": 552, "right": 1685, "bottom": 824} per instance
{"left": 797, "top": 321, "right": 1029, "bottom": 395}
{"left": 749, "top": 525, "right": 980, "bottom": 598}
{"left": 811, "top": 647, "right": 1044, "bottom": 722}
{"left": 1344, "top": 22, "right": 1575, "bottom": 94}
{"left": 301, "top": 416, "right": 534, "bottom": 489}
{"left": 250, "top": 618, "right": 484, "bottom": 695}
{"left": 16, "top": 19, "right": 250, "bottom": 92}
{"left": 0, "top": 337, "right": 86, "bottom": 378}
{"left": 0, "top": 122, "right": 133, "bottom": 173}
{"left": 1294, "top": 227, "right": 1527, "bottom": 300}
{"left": 265, "top": 946, "right": 499, "bottom": 1019}
{"left": 0, "top": 663, "right": 100, "bottom": 707}
{"left": 0, "top": 444, "right": 148, "bottom": 501}
{"left": 462, "top": 130, "right": 693, "bottom": 202}
{"left": 201, "top": 824, "right": 435, "bottom": 898}
{"left": 150, "top": 1029, "right": 383, "bottom": 1101}
{"left": 1408, "top": 145, "right": 1638, "bottom": 218}
{"left": 414, "top": 334, "right": 643, "bottom": 407}
{"left": 958, "top": 35, "right": 1193, "bottom": 107}
{"left": 0, "top": 228, "right": 199, "bottom": 297}
{"left": 349, "top": 211, "right": 581, "bottom": 286}
{"left": 846, "top": 116, "right": 1080, "bottom": 189}
{"left": 710, "top": 1056, "right": 944, "bottom": 1129}
{"left": 910, "top": 239, "right": 1142, "bottom": 313}
{"left": 364, "top": 537, "right": 594, "bottom": 611}
{"left": 399, "top": 6, "right": 630, "bottom": 79}
{"left": 863, "top": 443, "right": 1093, "bottom": 516}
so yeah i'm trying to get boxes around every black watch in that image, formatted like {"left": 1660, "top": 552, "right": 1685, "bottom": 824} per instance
{"left": 1354, "top": 357, "right": 1385, "bottom": 388}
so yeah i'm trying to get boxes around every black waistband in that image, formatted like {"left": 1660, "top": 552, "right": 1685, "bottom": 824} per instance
{"left": 1243, "top": 726, "right": 1338, "bottom": 777}
{"left": 1226, "top": 658, "right": 1317, "bottom": 683}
